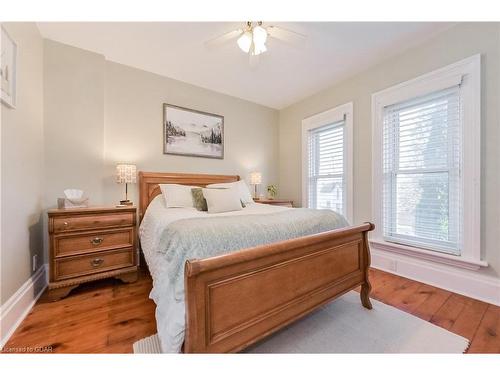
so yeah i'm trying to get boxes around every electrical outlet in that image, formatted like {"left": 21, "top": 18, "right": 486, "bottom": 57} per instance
{"left": 32, "top": 254, "right": 37, "bottom": 272}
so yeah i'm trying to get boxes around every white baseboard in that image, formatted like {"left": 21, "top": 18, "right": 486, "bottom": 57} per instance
{"left": 371, "top": 249, "right": 500, "bottom": 306}
{"left": 0, "top": 264, "right": 48, "bottom": 349}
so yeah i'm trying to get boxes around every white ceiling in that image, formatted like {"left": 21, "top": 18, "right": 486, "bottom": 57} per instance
{"left": 37, "top": 22, "right": 453, "bottom": 109}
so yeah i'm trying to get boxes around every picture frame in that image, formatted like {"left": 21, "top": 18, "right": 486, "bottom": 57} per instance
{"left": 163, "top": 103, "right": 224, "bottom": 159}
{"left": 1, "top": 26, "right": 17, "bottom": 108}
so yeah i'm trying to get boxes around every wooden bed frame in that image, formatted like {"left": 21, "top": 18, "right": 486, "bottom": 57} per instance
{"left": 139, "top": 171, "right": 374, "bottom": 353}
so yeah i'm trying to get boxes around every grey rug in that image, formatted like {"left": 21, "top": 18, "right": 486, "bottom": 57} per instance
{"left": 133, "top": 291, "right": 469, "bottom": 353}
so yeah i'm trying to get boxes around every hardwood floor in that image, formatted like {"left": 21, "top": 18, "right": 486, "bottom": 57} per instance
{"left": 365, "top": 269, "right": 499, "bottom": 353}
{"left": 3, "top": 268, "right": 499, "bottom": 353}
{"left": 3, "top": 268, "right": 157, "bottom": 354}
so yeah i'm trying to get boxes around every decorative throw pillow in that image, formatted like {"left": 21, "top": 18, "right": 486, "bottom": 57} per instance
{"left": 202, "top": 187, "right": 243, "bottom": 213}
{"left": 159, "top": 184, "right": 197, "bottom": 208}
{"left": 206, "top": 180, "right": 254, "bottom": 204}
{"left": 191, "top": 188, "right": 208, "bottom": 211}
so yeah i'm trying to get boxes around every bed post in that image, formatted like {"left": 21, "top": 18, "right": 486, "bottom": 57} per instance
{"left": 360, "top": 223, "right": 374, "bottom": 310}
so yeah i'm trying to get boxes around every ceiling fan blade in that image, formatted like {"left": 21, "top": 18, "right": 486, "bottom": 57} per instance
{"left": 266, "top": 25, "right": 307, "bottom": 45}
{"left": 204, "top": 29, "right": 243, "bottom": 49}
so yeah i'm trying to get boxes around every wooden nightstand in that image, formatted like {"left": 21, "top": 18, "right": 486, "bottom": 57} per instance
{"left": 253, "top": 198, "right": 294, "bottom": 208}
{"left": 47, "top": 206, "right": 138, "bottom": 301}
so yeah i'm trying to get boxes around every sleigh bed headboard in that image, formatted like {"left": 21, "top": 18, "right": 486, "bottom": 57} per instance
{"left": 138, "top": 171, "right": 240, "bottom": 221}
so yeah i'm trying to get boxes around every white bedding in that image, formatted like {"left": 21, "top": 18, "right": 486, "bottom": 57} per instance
{"left": 139, "top": 195, "right": 290, "bottom": 352}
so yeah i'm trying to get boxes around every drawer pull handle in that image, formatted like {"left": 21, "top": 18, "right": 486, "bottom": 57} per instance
{"left": 63, "top": 221, "right": 68, "bottom": 226}
{"left": 90, "top": 237, "right": 104, "bottom": 246}
{"left": 91, "top": 258, "right": 104, "bottom": 267}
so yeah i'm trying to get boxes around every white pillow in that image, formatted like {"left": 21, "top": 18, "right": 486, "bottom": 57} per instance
{"left": 202, "top": 187, "right": 243, "bottom": 213}
{"left": 207, "top": 180, "right": 253, "bottom": 204}
{"left": 159, "top": 184, "right": 197, "bottom": 208}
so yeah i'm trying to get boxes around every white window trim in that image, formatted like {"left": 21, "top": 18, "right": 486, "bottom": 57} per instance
{"left": 371, "top": 54, "right": 486, "bottom": 271}
{"left": 301, "top": 102, "right": 353, "bottom": 223}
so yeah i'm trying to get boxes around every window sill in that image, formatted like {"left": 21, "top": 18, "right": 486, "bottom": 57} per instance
{"left": 369, "top": 239, "right": 488, "bottom": 271}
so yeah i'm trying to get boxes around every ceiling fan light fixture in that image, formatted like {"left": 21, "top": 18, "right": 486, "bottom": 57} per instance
{"left": 237, "top": 31, "right": 252, "bottom": 53}
{"left": 252, "top": 43, "right": 267, "bottom": 56}
{"left": 252, "top": 25, "right": 267, "bottom": 46}
{"left": 209, "top": 22, "right": 304, "bottom": 62}
{"left": 252, "top": 25, "right": 268, "bottom": 55}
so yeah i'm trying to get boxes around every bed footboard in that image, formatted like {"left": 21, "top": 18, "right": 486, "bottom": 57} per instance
{"left": 184, "top": 222, "right": 374, "bottom": 353}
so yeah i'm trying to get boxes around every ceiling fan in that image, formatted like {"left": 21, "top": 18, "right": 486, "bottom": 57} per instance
{"left": 205, "top": 22, "right": 306, "bottom": 61}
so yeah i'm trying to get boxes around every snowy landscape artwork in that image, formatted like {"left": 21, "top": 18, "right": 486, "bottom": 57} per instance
{"left": 163, "top": 104, "right": 224, "bottom": 159}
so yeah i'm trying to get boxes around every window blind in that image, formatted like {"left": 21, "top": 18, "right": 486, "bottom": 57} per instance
{"left": 382, "top": 86, "right": 462, "bottom": 255}
{"left": 307, "top": 119, "right": 345, "bottom": 214}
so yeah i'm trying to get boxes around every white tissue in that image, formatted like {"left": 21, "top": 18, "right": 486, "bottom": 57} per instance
{"left": 64, "top": 189, "right": 84, "bottom": 200}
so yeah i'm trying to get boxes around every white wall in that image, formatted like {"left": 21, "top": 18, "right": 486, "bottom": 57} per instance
{"left": 278, "top": 23, "right": 500, "bottom": 279}
{"left": 43, "top": 39, "right": 106, "bottom": 208}
{"left": 0, "top": 23, "right": 44, "bottom": 305}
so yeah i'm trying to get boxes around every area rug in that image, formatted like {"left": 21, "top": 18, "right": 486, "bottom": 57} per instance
{"left": 133, "top": 291, "right": 469, "bottom": 353}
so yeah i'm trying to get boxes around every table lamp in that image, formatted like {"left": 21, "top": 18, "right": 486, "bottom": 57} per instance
{"left": 116, "top": 164, "right": 137, "bottom": 206}
{"left": 250, "top": 172, "right": 262, "bottom": 199}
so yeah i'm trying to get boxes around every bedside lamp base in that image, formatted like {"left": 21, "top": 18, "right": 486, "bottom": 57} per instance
{"left": 118, "top": 182, "right": 133, "bottom": 206}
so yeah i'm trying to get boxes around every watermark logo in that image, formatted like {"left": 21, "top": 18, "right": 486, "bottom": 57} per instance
{"left": 1, "top": 345, "right": 53, "bottom": 353}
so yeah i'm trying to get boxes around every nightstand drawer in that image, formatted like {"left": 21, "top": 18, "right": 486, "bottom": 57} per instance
{"left": 53, "top": 212, "right": 134, "bottom": 233}
{"left": 54, "top": 228, "right": 135, "bottom": 257}
{"left": 54, "top": 248, "right": 135, "bottom": 280}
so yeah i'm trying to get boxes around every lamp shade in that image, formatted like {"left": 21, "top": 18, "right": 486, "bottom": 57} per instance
{"left": 116, "top": 164, "right": 137, "bottom": 184}
{"left": 250, "top": 172, "right": 262, "bottom": 185}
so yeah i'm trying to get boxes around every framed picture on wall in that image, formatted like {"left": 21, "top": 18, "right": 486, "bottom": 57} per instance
{"left": 163, "top": 103, "right": 224, "bottom": 159}
{"left": 1, "top": 26, "right": 17, "bottom": 108}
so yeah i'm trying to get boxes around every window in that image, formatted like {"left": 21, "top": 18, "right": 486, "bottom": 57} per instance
{"left": 308, "top": 121, "right": 345, "bottom": 212}
{"left": 383, "top": 87, "right": 461, "bottom": 255}
{"left": 372, "top": 55, "right": 484, "bottom": 269}
{"left": 302, "top": 103, "right": 353, "bottom": 221}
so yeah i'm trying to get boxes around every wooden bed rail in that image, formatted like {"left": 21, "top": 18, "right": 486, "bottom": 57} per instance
{"left": 184, "top": 222, "right": 374, "bottom": 353}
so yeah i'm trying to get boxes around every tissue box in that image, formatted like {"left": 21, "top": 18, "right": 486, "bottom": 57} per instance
{"left": 57, "top": 197, "right": 89, "bottom": 209}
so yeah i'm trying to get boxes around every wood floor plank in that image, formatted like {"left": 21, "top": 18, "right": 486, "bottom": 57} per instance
{"left": 369, "top": 269, "right": 406, "bottom": 302}
{"left": 381, "top": 278, "right": 424, "bottom": 313}
{"left": 429, "top": 294, "right": 484, "bottom": 334}
{"left": 467, "top": 304, "right": 500, "bottom": 353}
{"left": 448, "top": 297, "right": 489, "bottom": 341}
{"left": 408, "top": 284, "right": 452, "bottom": 321}
{"left": 3, "top": 268, "right": 498, "bottom": 353}
{"left": 430, "top": 294, "right": 467, "bottom": 330}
